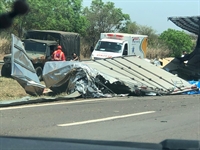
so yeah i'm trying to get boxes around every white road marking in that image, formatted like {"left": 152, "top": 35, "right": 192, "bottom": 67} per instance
{"left": 57, "top": 111, "right": 156, "bottom": 127}
{"left": 0, "top": 98, "right": 115, "bottom": 111}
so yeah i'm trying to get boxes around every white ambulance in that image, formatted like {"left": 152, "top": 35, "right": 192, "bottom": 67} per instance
{"left": 91, "top": 33, "right": 148, "bottom": 60}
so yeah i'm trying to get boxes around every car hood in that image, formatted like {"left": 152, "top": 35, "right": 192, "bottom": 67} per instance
{"left": 3, "top": 52, "right": 45, "bottom": 59}
{"left": 26, "top": 52, "right": 45, "bottom": 59}
{"left": 26, "top": 52, "right": 46, "bottom": 64}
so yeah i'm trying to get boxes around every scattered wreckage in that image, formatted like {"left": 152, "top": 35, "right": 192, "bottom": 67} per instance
{"left": 10, "top": 34, "right": 198, "bottom": 98}
{"left": 2, "top": 30, "right": 80, "bottom": 80}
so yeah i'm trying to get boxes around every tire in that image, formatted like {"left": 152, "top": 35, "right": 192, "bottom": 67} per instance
{"left": 1, "top": 64, "right": 11, "bottom": 77}
{"left": 35, "top": 66, "right": 43, "bottom": 81}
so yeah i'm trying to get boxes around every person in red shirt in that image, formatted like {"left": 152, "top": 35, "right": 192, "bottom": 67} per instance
{"left": 52, "top": 45, "right": 66, "bottom": 61}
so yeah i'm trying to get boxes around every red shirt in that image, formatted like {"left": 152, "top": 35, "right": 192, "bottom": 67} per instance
{"left": 52, "top": 49, "right": 66, "bottom": 61}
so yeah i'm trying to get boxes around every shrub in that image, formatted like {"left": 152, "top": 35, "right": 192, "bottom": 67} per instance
{"left": 146, "top": 47, "right": 171, "bottom": 59}
{"left": 0, "top": 37, "right": 11, "bottom": 55}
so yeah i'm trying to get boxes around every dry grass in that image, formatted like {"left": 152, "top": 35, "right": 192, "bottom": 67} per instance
{"left": 0, "top": 37, "right": 11, "bottom": 61}
{"left": 0, "top": 37, "right": 11, "bottom": 55}
{"left": 0, "top": 62, "right": 32, "bottom": 101}
{"left": 146, "top": 47, "right": 171, "bottom": 59}
{"left": 0, "top": 77, "right": 28, "bottom": 101}
{"left": 0, "top": 76, "right": 74, "bottom": 101}
{"left": 0, "top": 64, "right": 50, "bottom": 101}
{"left": 0, "top": 54, "right": 4, "bottom": 60}
{"left": 80, "top": 37, "right": 93, "bottom": 59}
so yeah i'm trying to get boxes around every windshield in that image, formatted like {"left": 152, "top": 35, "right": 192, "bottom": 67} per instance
{"left": 24, "top": 41, "right": 47, "bottom": 53}
{"left": 95, "top": 41, "right": 122, "bottom": 53}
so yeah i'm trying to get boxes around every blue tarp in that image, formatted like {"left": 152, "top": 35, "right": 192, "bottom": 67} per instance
{"left": 186, "top": 81, "right": 200, "bottom": 95}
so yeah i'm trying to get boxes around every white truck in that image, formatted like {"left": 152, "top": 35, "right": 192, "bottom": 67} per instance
{"left": 91, "top": 33, "right": 148, "bottom": 60}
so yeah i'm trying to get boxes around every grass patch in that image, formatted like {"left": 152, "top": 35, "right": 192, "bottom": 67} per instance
{"left": 0, "top": 77, "right": 28, "bottom": 101}
{"left": 0, "top": 76, "right": 70, "bottom": 101}
{"left": 0, "top": 54, "right": 4, "bottom": 61}
{"left": 146, "top": 47, "right": 171, "bottom": 59}
{"left": 0, "top": 37, "right": 11, "bottom": 55}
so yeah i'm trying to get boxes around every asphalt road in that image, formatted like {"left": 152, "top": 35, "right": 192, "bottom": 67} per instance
{"left": 0, "top": 95, "right": 200, "bottom": 144}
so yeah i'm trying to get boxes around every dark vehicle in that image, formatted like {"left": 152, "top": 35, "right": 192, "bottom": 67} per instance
{"left": 25, "top": 30, "right": 80, "bottom": 60}
{"left": 167, "top": 16, "right": 200, "bottom": 80}
{"left": 1, "top": 30, "right": 80, "bottom": 80}
{"left": 1, "top": 39, "right": 57, "bottom": 80}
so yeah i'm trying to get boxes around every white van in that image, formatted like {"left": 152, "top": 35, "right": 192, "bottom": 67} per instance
{"left": 91, "top": 33, "right": 148, "bottom": 60}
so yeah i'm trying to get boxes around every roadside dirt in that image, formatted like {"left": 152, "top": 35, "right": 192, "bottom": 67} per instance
{"left": 0, "top": 77, "right": 28, "bottom": 101}
{"left": 0, "top": 54, "right": 4, "bottom": 61}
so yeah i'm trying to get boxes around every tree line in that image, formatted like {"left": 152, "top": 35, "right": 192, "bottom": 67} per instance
{"left": 0, "top": 0, "right": 197, "bottom": 58}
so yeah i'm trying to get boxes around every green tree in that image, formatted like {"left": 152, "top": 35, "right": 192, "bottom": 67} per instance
{"left": 159, "top": 29, "right": 193, "bottom": 57}
{"left": 83, "top": 0, "right": 130, "bottom": 46}
{"left": 1, "top": 0, "right": 88, "bottom": 37}
{"left": 120, "top": 21, "right": 139, "bottom": 34}
{"left": 138, "top": 25, "right": 159, "bottom": 48}
{"left": 0, "top": 1, "right": 6, "bottom": 14}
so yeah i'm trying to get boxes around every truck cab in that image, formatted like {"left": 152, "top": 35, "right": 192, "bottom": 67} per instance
{"left": 1, "top": 39, "right": 57, "bottom": 80}
{"left": 91, "top": 33, "right": 148, "bottom": 60}
{"left": 91, "top": 38, "right": 128, "bottom": 60}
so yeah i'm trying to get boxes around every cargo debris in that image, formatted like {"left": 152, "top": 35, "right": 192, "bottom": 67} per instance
{"left": 10, "top": 34, "right": 198, "bottom": 97}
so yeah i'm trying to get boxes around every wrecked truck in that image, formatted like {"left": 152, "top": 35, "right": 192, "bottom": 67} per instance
{"left": 10, "top": 34, "right": 197, "bottom": 97}
{"left": 1, "top": 39, "right": 58, "bottom": 80}
{"left": 160, "top": 16, "right": 200, "bottom": 81}
{"left": 1, "top": 30, "right": 80, "bottom": 80}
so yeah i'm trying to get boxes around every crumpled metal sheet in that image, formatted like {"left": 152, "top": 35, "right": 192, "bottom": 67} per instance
{"left": 43, "top": 61, "right": 142, "bottom": 98}
{"left": 82, "top": 56, "right": 197, "bottom": 95}
{"left": 168, "top": 16, "right": 199, "bottom": 35}
{"left": 11, "top": 34, "right": 45, "bottom": 96}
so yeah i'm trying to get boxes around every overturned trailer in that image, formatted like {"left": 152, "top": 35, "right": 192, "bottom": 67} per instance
{"left": 165, "top": 16, "right": 200, "bottom": 80}
{"left": 10, "top": 34, "right": 198, "bottom": 98}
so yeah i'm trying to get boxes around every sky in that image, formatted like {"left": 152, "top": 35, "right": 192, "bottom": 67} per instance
{"left": 83, "top": 0, "right": 200, "bottom": 34}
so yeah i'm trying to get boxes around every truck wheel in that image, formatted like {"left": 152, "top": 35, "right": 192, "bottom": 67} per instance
{"left": 35, "top": 66, "right": 43, "bottom": 81}
{"left": 1, "top": 64, "right": 11, "bottom": 77}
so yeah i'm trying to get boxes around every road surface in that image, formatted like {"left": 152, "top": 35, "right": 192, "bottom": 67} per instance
{"left": 0, "top": 95, "right": 200, "bottom": 143}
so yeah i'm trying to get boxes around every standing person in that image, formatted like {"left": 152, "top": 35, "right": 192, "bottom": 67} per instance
{"left": 181, "top": 51, "right": 187, "bottom": 57}
{"left": 52, "top": 45, "right": 66, "bottom": 61}
{"left": 71, "top": 53, "right": 79, "bottom": 61}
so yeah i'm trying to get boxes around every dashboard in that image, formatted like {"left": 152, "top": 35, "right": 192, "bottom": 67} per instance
{"left": 0, "top": 136, "right": 199, "bottom": 150}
